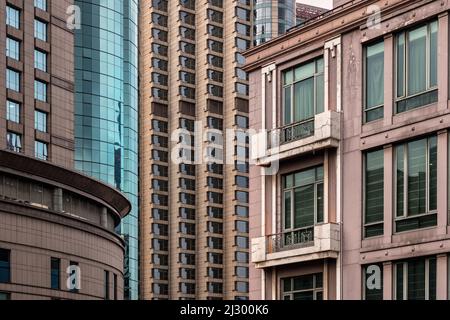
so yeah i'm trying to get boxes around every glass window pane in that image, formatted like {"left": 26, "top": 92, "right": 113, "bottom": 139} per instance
{"left": 294, "top": 61, "right": 314, "bottom": 81}
{"left": 429, "top": 21, "right": 438, "bottom": 88}
{"left": 397, "top": 33, "right": 405, "bottom": 98}
{"left": 396, "top": 145, "right": 404, "bottom": 217}
{"left": 407, "top": 259, "right": 426, "bottom": 300}
{"left": 396, "top": 263, "right": 404, "bottom": 300}
{"left": 365, "top": 149, "right": 384, "bottom": 225}
{"left": 294, "top": 185, "right": 315, "bottom": 228}
{"left": 366, "top": 41, "right": 384, "bottom": 111}
{"left": 429, "top": 137, "right": 437, "bottom": 211}
{"left": 407, "top": 139, "right": 427, "bottom": 216}
{"left": 284, "top": 87, "right": 292, "bottom": 125}
{"left": 284, "top": 191, "right": 291, "bottom": 229}
{"left": 316, "top": 183, "right": 324, "bottom": 223}
{"left": 407, "top": 26, "right": 427, "bottom": 95}
{"left": 294, "top": 78, "right": 314, "bottom": 122}
{"left": 316, "top": 74, "right": 324, "bottom": 114}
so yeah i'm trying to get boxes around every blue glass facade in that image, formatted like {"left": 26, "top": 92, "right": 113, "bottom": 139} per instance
{"left": 254, "top": 0, "right": 295, "bottom": 45}
{"left": 74, "top": 0, "right": 139, "bottom": 300}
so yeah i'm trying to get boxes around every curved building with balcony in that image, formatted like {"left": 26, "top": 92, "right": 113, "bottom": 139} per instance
{"left": 74, "top": 0, "right": 139, "bottom": 299}
{"left": 0, "top": 151, "right": 130, "bottom": 300}
{"left": 253, "top": 0, "right": 296, "bottom": 46}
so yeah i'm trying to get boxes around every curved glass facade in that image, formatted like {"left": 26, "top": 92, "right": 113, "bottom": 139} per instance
{"left": 74, "top": 0, "right": 139, "bottom": 300}
{"left": 254, "top": 0, "right": 295, "bottom": 46}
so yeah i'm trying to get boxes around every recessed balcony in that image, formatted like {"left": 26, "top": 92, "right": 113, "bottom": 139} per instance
{"left": 251, "top": 223, "right": 340, "bottom": 269}
{"left": 252, "top": 111, "right": 341, "bottom": 166}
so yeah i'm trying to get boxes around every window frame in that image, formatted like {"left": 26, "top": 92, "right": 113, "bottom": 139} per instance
{"left": 363, "top": 40, "right": 385, "bottom": 123}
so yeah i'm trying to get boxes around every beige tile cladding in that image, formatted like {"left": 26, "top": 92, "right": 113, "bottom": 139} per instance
{"left": 139, "top": 0, "right": 252, "bottom": 300}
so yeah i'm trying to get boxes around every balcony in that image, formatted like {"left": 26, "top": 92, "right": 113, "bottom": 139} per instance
{"left": 251, "top": 223, "right": 340, "bottom": 269}
{"left": 252, "top": 111, "right": 341, "bottom": 166}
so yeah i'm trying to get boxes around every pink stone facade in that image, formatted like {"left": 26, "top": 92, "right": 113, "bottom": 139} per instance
{"left": 246, "top": 0, "right": 450, "bottom": 300}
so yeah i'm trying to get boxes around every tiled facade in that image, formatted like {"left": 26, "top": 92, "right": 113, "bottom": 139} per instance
{"left": 246, "top": 0, "right": 450, "bottom": 300}
{"left": 139, "top": 0, "right": 253, "bottom": 300}
{"left": 0, "top": 0, "right": 130, "bottom": 300}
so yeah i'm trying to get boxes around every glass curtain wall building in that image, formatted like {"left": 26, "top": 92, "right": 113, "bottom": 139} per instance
{"left": 254, "top": 0, "right": 296, "bottom": 46}
{"left": 74, "top": 0, "right": 139, "bottom": 300}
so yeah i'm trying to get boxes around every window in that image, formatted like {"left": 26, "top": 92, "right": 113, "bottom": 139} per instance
{"left": 208, "top": 207, "right": 223, "bottom": 219}
{"left": 236, "top": 221, "right": 249, "bottom": 233}
{"left": 283, "top": 57, "right": 324, "bottom": 126}
{"left": 208, "top": 54, "right": 223, "bottom": 68}
{"left": 208, "top": 282, "right": 223, "bottom": 294}
{"left": 180, "top": 26, "right": 195, "bottom": 40}
{"left": 363, "top": 264, "right": 383, "bottom": 300}
{"left": 236, "top": 236, "right": 248, "bottom": 249}
{"left": 208, "top": 237, "right": 223, "bottom": 249}
{"left": 34, "top": 19, "right": 47, "bottom": 41}
{"left": 152, "top": 58, "right": 168, "bottom": 71}
{"left": 236, "top": 52, "right": 246, "bottom": 65}
{"left": 282, "top": 273, "right": 323, "bottom": 300}
{"left": 180, "top": 41, "right": 195, "bottom": 55}
{"left": 51, "top": 258, "right": 60, "bottom": 289}
{"left": 395, "top": 136, "right": 437, "bottom": 232}
{"left": 235, "top": 251, "right": 249, "bottom": 263}
{"left": 208, "top": 25, "right": 223, "bottom": 38}
{"left": 235, "top": 267, "right": 249, "bottom": 278}
{"left": 364, "top": 41, "right": 384, "bottom": 122}
{"left": 207, "top": 177, "right": 223, "bottom": 189}
{"left": 395, "top": 257, "right": 436, "bottom": 300}
{"left": 180, "top": 163, "right": 195, "bottom": 176}
{"left": 283, "top": 166, "right": 324, "bottom": 246}
{"left": 207, "top": 163, "right": 223, "bottom": 174}
{"left": 6, "top": 6, "right": 20, "bottom": 29}
{"left": 208, "top": 0, "right": 223, "bottom": 8}
{"left": 180, "top": 268, "right": 196, "bottom": 280}
{"left": 153, "top": 208, "right": 168, "bottom": 221}
{"left": 6, "top": 69, "right": 20, "bottom": 92}
{"left": 236, "top": 22, "right": 251, "bottom": 37}
{"left": 152, "top": 43, "right": 168, "bottom": 56}
{"left": 235, "top": 83, "right": 249, "bottom": 95}
{"left": 153, "top": 0, "right": 168, "bottom": 12}
{"left": 152, "top": 13, "right": 168, "bottom": 27}
{"left": 235, "top": 282, "right": 249, "bottom": 293}
{"left": 236, "top": 7, "right": 250, "bottom": 21}
{"left": 180, "top": 11, "right": 195, "bottom": 25}
{"left": 153, "top": 164, "right": 168, "bottom": 177}
{"left": 208, "top": 222, "right": 223, "bottom": 234}
{"left": 35, "top": 110, "right": 47, "bottom": 132}
{"left": 180, "top": 253, "right": 195, "bottom": 265}
{"left": 208, "top": 191, "right": 223, "bottom": 204}
{"left": 236, "top": 206, "right": 249, "bottom": 217}
{"left": 34, "top": 0, "right": 47, "bottom": 11}
{"left": 180, "top": 283, "right": 196, "bottom": 295}
{"left": 236, "top": 191, "right": 249, "bottom": 203}
{"left": 235, "top": 115, "right": 249, "bottom": 129}
{"left": 6, "top": 132, "right": 22, "bottom": 152}
{"left": 180, "top": 222, "right": 196, "bottom": 235}
{"left": 35, "top": 141, "right": 48, "bottom": 160}
{"left": 6, "top": 38, "right": 20, "bottom": 60}
{"left": 209, "top": 252, "right": 223, "bottom": 264}
{"left": 396, "top": 21, "right": 438, "bottom": 113}
{"left": 153, "top": 223, "right": 169, "bottom": 236}
{"left": 0, "top": 293, "right": 10, "bottom": 300}
{"left": 153, "top": 283, "right": 169, "bottom": 295}
{"left": 208, "top": 40, "right": 223, "bottom": 53}
{"left": 208, "top": 9, "right": 223, "bottom": 23}
{"left": 180, "top": 0, "right": 195, "bottom": 10}
{"left": 34, "top": 50, "right": 47, "bottom": 72}
{"left": 364, "top": 149, "right": 384, "bottom": 238}
{"left": 35, "top": 80, "right": 47, "bottom": 102}
{"left": 208, "top": 85, "right": 223, "bottom": 97}
{"left": 104, "top": 271, "right": 110, "bottom": 300}
{"left": 0, "top": 249, "right": 10, "bottom": 284}
{"left": 236, "top": 68, "right": 248, "bottom": 81}
{"left": 208, "top": 267, "right": 223, "bottom": 279}
{"left": 152, "top": 119, "right": 168, "bottom": 133}
{"left": 153, "top": 239, "right": 169, "bottom": 251}
{"left": 6, "top": 100, "right": 20, "bottom": 123}
{"left": 180, "top": 238, "right": 196, "bottom": 250}
{"left": 207, "top": 116, "right": 223, "bottom": 130}
{"left": 180, "top": 86, "right": 195, "bottom": 99}
{"left": 153, "top": 254, "right": 168, "bottom": 265}
{"left": 208, "top": 69, "right": 223, "bottom": 83}
{"left": 236, "top": 38, "right": 250, "bottom": 51}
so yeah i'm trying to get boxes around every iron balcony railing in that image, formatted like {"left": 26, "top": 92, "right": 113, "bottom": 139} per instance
{"left": 268, "top": 119, "right": 315, "bottom": 148}
{"left": 267, "top": 226, "right": 314, "bottom": 254}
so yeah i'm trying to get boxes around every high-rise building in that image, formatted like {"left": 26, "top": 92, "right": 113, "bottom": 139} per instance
{"left": 74, "top": 0, "right": 139, "bottom": 299}
{"left": 139, "top": 0, "right": 252, "bottom": 300}
{"left": 0, "top": 0, "right": 130, "bottom": 300}
{"left": 296, "top": 3, "right": 328, "bottom": 26}
{"left": 246, "top": 0, "right": 450, "bottom": 300}
{"left": 253, "top": 0, "right": 296, "bottom": 46}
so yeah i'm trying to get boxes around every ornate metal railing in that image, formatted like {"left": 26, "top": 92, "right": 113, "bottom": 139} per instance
{"left": 268, "top": 119, "right": 315, "bottom": 148}
{"left": 267, "top": 227, "right": 314, "bottom": 253}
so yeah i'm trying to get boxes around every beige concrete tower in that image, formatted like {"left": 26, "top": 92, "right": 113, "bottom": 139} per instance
{"left": 139, "top": 0, "right": 253, "bottom": 300}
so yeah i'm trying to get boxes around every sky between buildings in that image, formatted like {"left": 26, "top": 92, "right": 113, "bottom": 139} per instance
{"left": 297, "top": 0, "right": 333, "bottom": 10}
